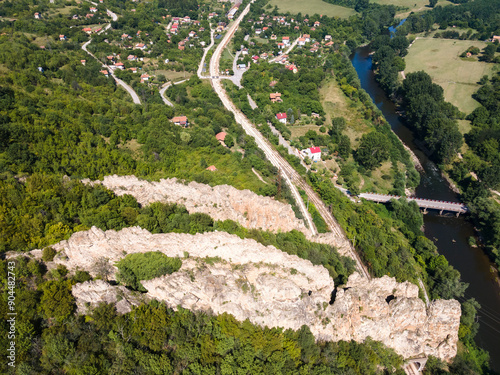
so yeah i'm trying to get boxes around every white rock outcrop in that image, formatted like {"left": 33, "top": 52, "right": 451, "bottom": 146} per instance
{"left": 84, "top": 175, "right": 310, "bottom": 235}
{"left": 84, "top": 175, "right": 353, "bottom": 257}
{"left": 34, "top": 227, "right": 461, "bottom": 362}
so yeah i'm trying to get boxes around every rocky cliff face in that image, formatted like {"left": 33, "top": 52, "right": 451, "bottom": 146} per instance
{"left": 34, "top": 227, "right": 461, "bottom": 362}
{"left": 84, "top": 175, "right": 354, "bottom": 258}
{"left": 84, "top": 175, "right": 310, "bottom": 235}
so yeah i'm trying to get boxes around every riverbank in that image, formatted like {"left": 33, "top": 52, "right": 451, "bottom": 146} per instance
{"left": 351, "top": 46, "right": 500, "bottom": 371}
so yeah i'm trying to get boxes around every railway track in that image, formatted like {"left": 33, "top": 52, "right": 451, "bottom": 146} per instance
{"left": 207, "top": 0, "right": 370, "bottom": 279}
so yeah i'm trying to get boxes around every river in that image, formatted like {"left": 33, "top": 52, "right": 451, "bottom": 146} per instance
{"left": 351, "top": 46, "right": 500, "bottom": 371}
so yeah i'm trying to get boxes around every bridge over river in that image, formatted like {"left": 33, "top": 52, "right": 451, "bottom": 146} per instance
{"left": 358, "top": 193, "right": 468, "bottom": 215}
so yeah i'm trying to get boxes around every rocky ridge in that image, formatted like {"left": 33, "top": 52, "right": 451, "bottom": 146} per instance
{"left": 34, "top": 227, "right": 461, "bottom": 361}
{"left": 83, "top": 175, "right": 353, "bottom": 257}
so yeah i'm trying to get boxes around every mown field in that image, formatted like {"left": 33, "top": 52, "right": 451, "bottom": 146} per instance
{"left": 268, "top": 0, "right": 356, "bottom": 18}
{"left": 374, "top": 0, "right": 453, "bottom": 17}
{"left": 404, "top": 37, "right": 497, "bottom": 114}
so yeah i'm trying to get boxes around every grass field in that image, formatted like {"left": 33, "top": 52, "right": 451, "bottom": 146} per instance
{"left": 267, "top": 0, "right": 356, "bottom": 18}
{"left": 404, "top": 38, "right": 497, "bottom": 114}
{"left": 154, "top": 70, "right": 192, "bottom": 82}
{"left": 372, "top": 0, "right": 453, "bottom": 17}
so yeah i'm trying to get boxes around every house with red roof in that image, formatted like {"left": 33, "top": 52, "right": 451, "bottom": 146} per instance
{"left": 83, "top": 27, "right": 92, "bottom": 34}
{"left": 270, "top": 92, "right": 282, "bottom": 103}
{"left": 215, "top": 132, "right": 227, "bottom": 142}
{"left": 171, "top": 116, "right": 189, "bottom": 127}
{"left": 302, "top": 147, "right": 321, "bottom": 162}
{"left": 206, "top": 165, "right": 217, "bottom": 172}
{"left": 276, "top": 112, "right": 287, "bottom": 124}
{"left": 282, "top": 36, "right": 290, "bottom": 45}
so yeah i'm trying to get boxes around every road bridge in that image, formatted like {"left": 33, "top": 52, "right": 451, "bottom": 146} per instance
{"left": 359, "top": 193, "right": 468, "bottom": 215}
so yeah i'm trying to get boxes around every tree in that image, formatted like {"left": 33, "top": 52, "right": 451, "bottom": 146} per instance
{"left": 93, "top": 257, "right": 113, "bottom": 281}
{"left": 429, "top": 0, "right": 438, "bottom": 7}
{"left": 355, "top": 132, "right": 391, "bottom": 170}
{"left": 40, "top": 280, "right": 75, "bottom": 322}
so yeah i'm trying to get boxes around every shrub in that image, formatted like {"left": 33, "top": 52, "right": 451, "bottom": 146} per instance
{"left": 116, "top": 252, "right": 182, "bottom": 291}
{"left": 42, "top": 247, "right": 57, "bottom": 262}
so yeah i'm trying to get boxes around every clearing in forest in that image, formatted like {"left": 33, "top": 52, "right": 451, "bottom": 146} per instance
{"left": 404, "top": 38, "right": 497, "bottom": 114}
{"left": 267, "top": 0, "right": 356, "bottom": 18}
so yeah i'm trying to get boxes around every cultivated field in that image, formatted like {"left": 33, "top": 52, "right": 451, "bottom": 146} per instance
{"left": 268, "top": 0, "right": 356, "bottom": 18}
{"left": 404, "top": 38, "right": 497, "bottom": 114}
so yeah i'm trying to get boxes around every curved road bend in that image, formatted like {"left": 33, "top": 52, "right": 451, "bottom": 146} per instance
{"left": 208, "top": 1, "right": 371, "bottom": 279}
{"left": 159, "top": 79, "right": 188, "bottom": 107}
{"left": 81, "top": 4, "right": 141, "bottom": 105}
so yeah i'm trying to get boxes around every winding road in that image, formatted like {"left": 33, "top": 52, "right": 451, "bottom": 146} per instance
{"left": 159, "top": 79, "right": 188, "bottom": 106}
{"left": 207, "top": 1, "right": 371, "bottom": 279}
{"left": 81, "top": 2, "right": 141, "bottom": 104}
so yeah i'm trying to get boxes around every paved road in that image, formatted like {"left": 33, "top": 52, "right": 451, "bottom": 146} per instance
{"left": 159, "top": 79, "right": 188, "bottom": 107}
{"left": 207, "top": 1, "right": 371, "bottom": 279}
{"left": 81, "top": 4, "right": 141, "bottom": 105}
{"left": 269, "top": 36, "right": 300, "bottom": 63}
{"left": 197, "top": 28, "right": 215, "bottom": 79}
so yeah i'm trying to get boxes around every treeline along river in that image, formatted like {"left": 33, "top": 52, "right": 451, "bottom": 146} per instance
{"left": 350, "top": 46, "right": 500, "bottom": 371}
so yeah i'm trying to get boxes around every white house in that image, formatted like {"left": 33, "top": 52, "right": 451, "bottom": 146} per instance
{"left": 276, "top": 112, "right": 287, "bottom": 124}
{"left": 302, "top": 147, "right": 321, "bottom": 162}
{"left": 282, "top": 36, "right": 290, "bottom": 45}
{"left": 297, "top": 37, "right": 305, "bottom": 46}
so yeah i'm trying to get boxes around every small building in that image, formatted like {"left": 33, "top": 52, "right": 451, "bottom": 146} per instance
{"left": 34, "top": 12, "right": 41, "bottom": 19}
{"left": 302, "top": 147, "right": 321, "bottom": 162}
{"left": 127, "top": 54, "right": 137, "bottom": 61}
{"left": 59, "top": 35, "right": 66, "bottom": 41}
{"left": 140, "top": 73, "right": 150, "bottom": 82}
{"left": 216, "top": 132, "right": 227, "bottom": 142}
{"left": 129, "top": 67, "right": 138, "bottom": 73}
{"left": 189, "top": 31, "right": 196, "bottom": 38}
{"left": 493, "top": 35, "right": 500, "bottom": 42}
{"left": 282, "top": 36, "right": 290, "bottom": 45}
{"left": 100, "top": 70, "right": 109, "bottom": 77}
{"left": 276, "top": 112, "right": 287, "bottom": 124}
{"left": 277, "top": 42, "right": 285, "bottom": 49}
{"left": 121, "top": 33, "right": 129, "bottom": 39}
{"left": 135, "top": 43, "right": 146, "bottom": 50}
{"left": 206, "top": 165, "right": 217, "bottom": 172}
{"left": 241, "top": 48, "right": 249, "bottom": 55}
{"left": 114, "top": 62, "right": 125, "bottom": 70}
{"left": 297, "top": 37, "right": 305, "bottom": 46}
{"left": 270, "top": 92, "right": 282, "bottom": 103}
{"left": 314, "top": 21, "right": 320, "bottom": 27}
{"left": 80, "top": 60, "right": 86, "bottom": 65}
{"left": 171, "top": 116, "right": 189, "bottom": 127}
{"left": 252, "top": 55, "right": 259, "bottom": 63}
{"left": 238, "top": 63, "right": 246, "bottom": 69}
{"left": 304, "top": 34, "right": 311, "bottom": 42}
{"left": 90, "top": 7, "right": 97, "bottom": 12}
{"left": 324, "top": 35, "right": 332, "bottom": 41}
{"left": 83, "top": 27, "right": 92, "bottom": 34}
{"left": 270, "top": 34, "right": 277, "bottom": 40}
{"left": 269, "top": 80, "right": 277, "bottom": 87}
{"left": 255, "top": 29, "right": 262, "bottom": 35}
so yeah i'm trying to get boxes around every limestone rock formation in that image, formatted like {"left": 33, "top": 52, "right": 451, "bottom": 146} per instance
{"left": 72, "top": 280, "right": 146, "bottom": 314}
{"left": 84, "top": 175, "right": 310, "bottom": 235}
{"left": 33, "top": 227, "right": 461, "bottom": 362}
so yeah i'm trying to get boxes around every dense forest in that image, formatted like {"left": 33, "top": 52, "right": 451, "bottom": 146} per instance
{"left": 0, "top": 0, "right": 495, "bottom": 373}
